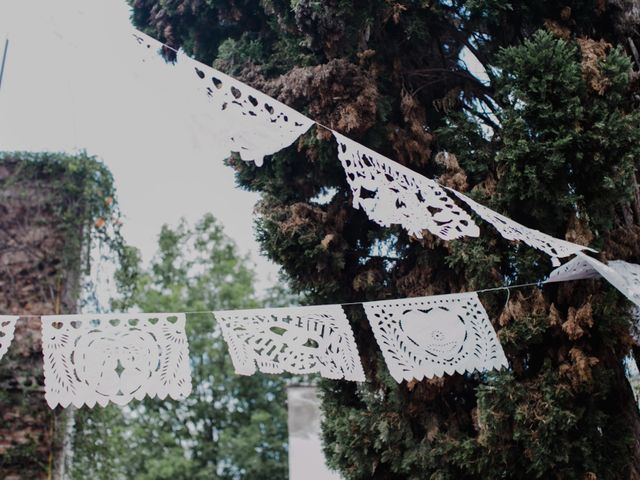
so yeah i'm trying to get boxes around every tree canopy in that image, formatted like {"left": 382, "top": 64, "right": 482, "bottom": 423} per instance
{"left": 129, "top": 2, "right": 640, "bottom": 478}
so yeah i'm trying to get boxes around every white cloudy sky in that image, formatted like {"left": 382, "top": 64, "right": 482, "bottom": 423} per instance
{"left": 0, "top": 0, "right": 279, "bottom": 293}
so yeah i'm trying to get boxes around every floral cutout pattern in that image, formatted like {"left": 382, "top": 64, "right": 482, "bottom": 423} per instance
{"left": 448, "top": 189, "right": 595, "bottom": 266}
{"left": 41, "top": 314, "right": 192, "bottom": 409}
{"left": 0, "top": 316, "right": 18, "bottom": 361}
{"left": 333, "top": 132, "right": 480, "bottom": 240}
{"left": 363, "top": 292, "right": 508, "bottom": 382}
{"left": 132, "top": 30, "right": 314, "bottom": 166}
{"left": 215, "top": 305, "right": 365, "bottom": 381}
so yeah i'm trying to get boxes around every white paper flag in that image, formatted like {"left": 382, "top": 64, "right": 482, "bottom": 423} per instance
{"left": 448, "top": 188, "right": 595, "bottom": 266}
{"left": 132, "top": 31, "right": 314, "bottom": 166}
{"left": 215, "top": 305, "right": 365, "bottom": 381}
{"left": 0, "top": 316, "right": 18, "bottom": 361}
{"left": 545, "top": 254, "right": 603, "bottom": 283}
{"left": 609, "top": 261, "right": 640, "bottom": 303}
{"left": 333, "top": 131, "right": 480, "bottom": 240}
{"left": 363, "top": 292, "right": 508, "bottom": 382}
{"left": 548, "top": 253, "right": 640, "bottom": 307}
{"left": 42, "top": 313, "right": 192, "bottom": 409}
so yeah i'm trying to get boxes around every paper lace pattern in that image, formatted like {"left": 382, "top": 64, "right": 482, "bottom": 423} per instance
{"left": 333, "top": 132, "right": 480, "bottom": 240}
{"left": 132, "top": 30, "right": 314, "bottom": 166}
{"left": 545, "top": 254, "right": 603, "bottom": 283}
{"left": 42, "top": 314, "right": 192, "bottom": 408}
{"left": 363, "top": 292, "right": 508, "bottom": 382}
{"left": 547, "top": 253, "right": 640, "bottom": 307}
{"left": 448, "top": 189, "right": 594, "bottom": 265}
{"left": 0, "top": 316, "right": 18, "bottom": 361}
{"left": 215, "top": 305, "right": 365, "bottom": 381}
{"left": 608, "top": 261, "right": 640, "bottom": 306}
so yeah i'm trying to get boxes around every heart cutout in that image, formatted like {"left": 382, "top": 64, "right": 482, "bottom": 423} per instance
{"left": 70, "top": 320, "right": 82, "bottom": 329}
{"left": 109, "top": 318, "right": 121, "bottom": 327}
{"left": 128, "top": 318, "right": 139, "bottom": 327}
{"left": 166, "top": 316, "right": 178, "bottom": 324}
{"left": 52, "top": 321, "right": 63, "bottom": 330}
{"left": 148, "top": 317, "right": 159, "bottom": 325}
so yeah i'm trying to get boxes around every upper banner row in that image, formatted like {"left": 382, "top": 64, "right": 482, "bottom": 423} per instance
{"left": 131, "top": 30, "right": 593, "bottom": 267}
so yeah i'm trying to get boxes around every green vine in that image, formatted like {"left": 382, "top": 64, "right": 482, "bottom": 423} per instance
{"left": 0, "top": 151, "right": 135, "bottom": 307}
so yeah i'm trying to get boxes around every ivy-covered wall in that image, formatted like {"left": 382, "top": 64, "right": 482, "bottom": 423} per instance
{"left": 0, "top": 152, "right": 122, "bottom": 479}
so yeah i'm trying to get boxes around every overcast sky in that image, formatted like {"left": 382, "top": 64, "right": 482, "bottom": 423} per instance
{"left": 0, "top": 0, "right": 279, "bottom": 294}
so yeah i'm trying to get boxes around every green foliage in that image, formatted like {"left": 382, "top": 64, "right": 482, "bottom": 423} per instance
{"left": 494, "top": 31, "right": 640, "bottom": 236}
{"left": 72, "top": 214, "right": 289, "bottom": 480}
{"left": 215, "top": 35, "right": 267, "bottom": 75}
{"left": 0, "top": 151, "right": 133, "bottom": 297}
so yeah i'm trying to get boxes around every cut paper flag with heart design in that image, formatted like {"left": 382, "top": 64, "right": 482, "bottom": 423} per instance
{"left": 131, "top": 30, "right": 314, "bottom": 166}
{"left": 447, "top": 188, "right": 595, "bottom": 266}
{"left": 0, "top": 316, "right": 19, "bottom": 361}
{"left": 215, "top": 305, "right": 365, "bottom": 381}
{"left": 547, "top": 253, "right": 640, "bottom": 307}
{"left": 363, "top": 292, "right": 508, "bottom": 382}
{"left": 41, "top": 313, "right": 192, "bottom": 409}
{"left": 333, "top": 131, "right": 480, "bottom": 240}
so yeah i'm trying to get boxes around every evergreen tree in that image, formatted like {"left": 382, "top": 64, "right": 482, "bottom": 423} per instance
{"left": 129, "top": 2, "right": 640, "bottom": 478}
{"left": 71, "top": 214, "right": 289, "bottom": 480}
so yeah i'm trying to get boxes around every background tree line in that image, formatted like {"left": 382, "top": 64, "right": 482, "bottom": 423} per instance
{"left": 71, "top": 214, "right": 292, "bottom": 480}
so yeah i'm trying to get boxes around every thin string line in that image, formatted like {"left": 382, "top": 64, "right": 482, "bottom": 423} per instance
{"left": 6, "top": 279, "right": 551, "bottom": 319}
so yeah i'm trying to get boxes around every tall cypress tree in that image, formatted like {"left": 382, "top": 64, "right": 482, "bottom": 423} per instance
{"left": 130, "top": 2, "right": 640, "bottom": 477}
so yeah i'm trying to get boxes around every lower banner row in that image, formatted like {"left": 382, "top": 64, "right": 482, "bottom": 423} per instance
{"left": 2, "top": 253, "right": 639, "bottom": 410}
{"left": 0, "top": 292, "right": 508, "bottom": 409}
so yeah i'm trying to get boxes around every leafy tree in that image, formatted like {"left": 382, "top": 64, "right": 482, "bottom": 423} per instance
{"left": 71, "top": 214, "right": 289, "bottom": 480}
{"left": 129, "top": 2, "right": 640, "bottom": 478}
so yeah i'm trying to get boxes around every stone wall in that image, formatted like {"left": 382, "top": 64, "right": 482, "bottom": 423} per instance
{"left": 0, "top": 158, "right": 82, "bottom": 480}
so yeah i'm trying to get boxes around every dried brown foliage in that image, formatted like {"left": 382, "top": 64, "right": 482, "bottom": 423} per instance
{"left": 435, "top": 151, "right": 469, "bottom": 191}
{"left": 565, "top": 214, "right": 594, "bottom": 247}
{"left": 544, "top": 19, "right": 571, "bottom": 40}
{"left": 249, "top": 60, "right": 379, "bottom": 137}
{"left": 559, "top": 347, "right": 599, "bottom": 388}
{"left": 387, "top": 90, "right": 434, "bottom": 168}
{"left": 562, "top": 302, "right": 594, "bottom": 340}
{"left": 548, "top": 303, "right": 563, "bottom": 326}
{"left": 577, "top": 37, "right": 613, "bottom": 95}
{"left": 498, "top": 290, "right": 547, "bottom": 327}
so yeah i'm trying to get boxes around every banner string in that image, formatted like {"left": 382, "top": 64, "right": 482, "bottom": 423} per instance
{"left": 8, "top": 279, "right": 554, "bottom": 319}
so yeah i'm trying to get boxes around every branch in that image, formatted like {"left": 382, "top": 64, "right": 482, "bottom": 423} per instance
{"left": 462, "top": 103, "right": 501, "bottom": 132}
